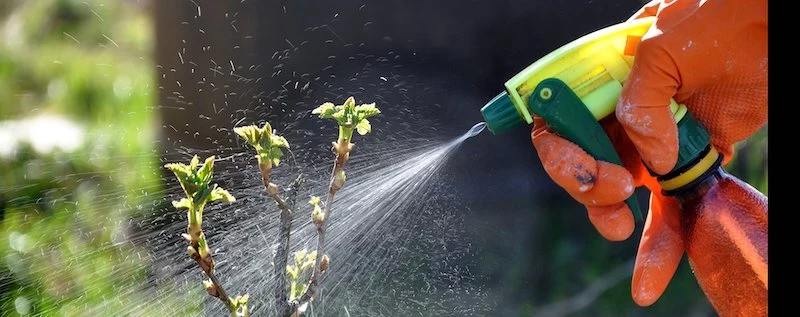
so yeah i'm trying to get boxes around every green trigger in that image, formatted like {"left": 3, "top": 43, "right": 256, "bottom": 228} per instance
{"left": 529, "top": 78, "right": 643, "bottom": 222}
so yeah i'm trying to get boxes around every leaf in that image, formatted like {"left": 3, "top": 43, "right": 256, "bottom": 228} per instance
{"left": 356, "top": 118, "right": 371, "bottom": 135}
{"left": 307, "top": 250, "right": 318, "bottom": 262}
{"left": 312, "top": 102, "right": 336, "bottom": 118}
{"left": 164, "top": 155, "right": 234, "bottom": 215}
{"left": 234, "top": 125, "right": 260, "bottom": 146}
{"left": 189, "top": 155, "right": 200, "bottom": 171}
{"left": 286, "top": 265, "right": 298, "bottom": 279}
{"left": 343, "top": 96, "right": 356, "bottom": 109}
{"left": 355, "top": 103, "right": 381, "bottom": 120}
{"left": 236, "top": 294, "right": 249, "bottom": 306}
{"left": 294, "top": 249, "right": 307, "bottom": 266}
{"left": 235, "top": 122, "right": 289, "bottom": 168}
{"left": 164, "top": 161, "right": 197, "bottom": 197}
{"left": 197, "top": 156, "right": 215, "bottom": 183}
{"left": 271, "top": 134, "right": 290, "bottom": 149}
{"left": 269, "top": 147, "right": 284, "bottom": 164}
{"left": 164, "top": 162, "right": 192, "bottom": 181}
{"left": 210, "top": 187, "right": 235, "bottom": 203}
{"left": 171, "top": 198, "right": 193, "bottom": 210}
{"left": 301, "top": 258, "right": 315, "bottom": 271}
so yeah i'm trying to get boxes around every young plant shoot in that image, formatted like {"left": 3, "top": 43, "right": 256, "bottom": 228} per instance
{"left": 230, "top": 97, "right": 380, "bottom": 316}
{"left": 164, "top": 155, "right": 249, "bottom": 317}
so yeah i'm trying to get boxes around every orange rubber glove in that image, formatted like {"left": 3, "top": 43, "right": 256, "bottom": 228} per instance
{"left": 531, "top": 0, "right": 767, "bottom": 310}
{"left": 619, "top": 0, "right": 767, "bottom": 309}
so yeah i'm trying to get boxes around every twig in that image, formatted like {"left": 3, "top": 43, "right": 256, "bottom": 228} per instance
{"left": 292, "top": 145, "right": 349, "bottom": 310}
{"left": 262, "top": 168, "right": 305, "bottom": 316}
{"left": 186, "top": 239, "right": 237, "bottom": 315}
{"left": 531, "top": 257, "right": 635, "bottom": 317}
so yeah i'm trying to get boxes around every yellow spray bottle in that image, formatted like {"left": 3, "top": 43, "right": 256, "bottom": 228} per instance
{"left": 480, "top": 17, "right": 661, "bottom": 221}
{"left": 479, "top": 17, "right": 768, "bottom": 315}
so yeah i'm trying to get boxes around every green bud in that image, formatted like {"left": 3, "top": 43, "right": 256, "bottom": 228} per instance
{"left": 234, "top": 122, "right": 289, "bottom": 168}
{"left": 312, "top": 97, "right": 381, "bottom": 142}
{"left": 197, "top": 233, "right": 211, "bottom": 259}
{"left": 312, "top": 207, "right": 325, "bottom": 224}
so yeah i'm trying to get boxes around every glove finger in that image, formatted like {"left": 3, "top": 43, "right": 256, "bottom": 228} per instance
{"left": 532, "top": 127, "right": 598, "bottom": 194}
{"left": 631, "top": 193, "right": 684, "bottom": 307}
{"left": 570, "top": 161, "right": 634, "bottom": 207}
{"left": 616, "top": 35, "right": 680, "bottom": 175}
{"left": 586, "top": 203, "right": 635, "bottom": 241}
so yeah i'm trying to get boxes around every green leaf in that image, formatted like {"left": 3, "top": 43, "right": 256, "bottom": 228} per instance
{"left": 355, "top": 103, "right": 381, "bottom": 120}
{"left": 197, "top": 156, "right": 215, "bottom": 183}
{"left": 234, "top": 122, "right": 289, "bottom": 168}
{"left": 356, "top": 118, "right": 371, "bottom": 135}
{"left": 164, "top": 155, "right": 234, "bottom": 221}
{"left": 210, "top": 187, "right": 235, "bottom": 203}
{"left": 312, "top": 102, "right": 336, "bottom": 118}
{"left": 269, "top": 147, "right": 284, "bottom": 165}
{"left": 301, "top": 258, "right": 315, "bottom": 271}
{"left": 197, "top": 233, "right": 210, "bottom": 258}
{"left": 171, "top": 198, "right": 193, "bottom": 210}
{"left": 164, "top": 162, "right": 192, "bottom": 184}
{"left": 234, "top": 125, "right": 260, "bottom": 146}
{"left": 286, "top": 265, "right": 298, "bottom": 279}
{"left": 343, "top": 96, "right": 356, "bottom": 109}
{"left": 164, "top": 161, "right": 198, "bottom": 198}
{"left": 271, "top": 135, "right": 290, "bottom": 149}
{"left": 236, "top": 294, "right": 249, "bottom": 306}
{"left": 189, "top": 155, "right": 200, "bottom": 171}
{"left": 294, "top": 249, "right": 307, "bottom": 266}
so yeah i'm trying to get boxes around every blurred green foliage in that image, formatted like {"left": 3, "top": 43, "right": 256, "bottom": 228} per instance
{"left": 728, "top": 126, "right": 768, "bottom": 195}
{"left": 0, "top": 0, "right": 200, "bottom": 316}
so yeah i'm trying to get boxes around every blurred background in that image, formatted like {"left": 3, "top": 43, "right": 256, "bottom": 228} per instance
{"left": 0, "top": 0, "right": 767, "bottom": 316}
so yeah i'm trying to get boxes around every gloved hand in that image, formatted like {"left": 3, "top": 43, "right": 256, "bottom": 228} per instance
{"left": 531, "top": 0, "right": 767, "bottom": 308}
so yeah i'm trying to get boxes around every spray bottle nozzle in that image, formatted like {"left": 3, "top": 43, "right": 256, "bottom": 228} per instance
{"left": 480, "top": 91, "right": 522, "bottom": 135}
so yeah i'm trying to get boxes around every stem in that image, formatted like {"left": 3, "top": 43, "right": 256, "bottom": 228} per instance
{"left": 272, "top": 192, "right": 292, "bottom": 316}
{"left": 292, "top": 143, "right": 350, "bottom": 309}
{"left": 205, "top": 267, "right": 237, "bottom": 316}
{"left": 185, "top": 223, "right": 237, "bottom": 316}
{"left": 262, "top": 167, "right": 305, "bottom": 317}
{"left": 338, "top": 126, "right": 354, "bottom": 144}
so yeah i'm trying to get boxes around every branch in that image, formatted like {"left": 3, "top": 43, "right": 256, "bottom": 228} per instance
{"left": 531, "top": 257, "right": 634, "bottom": 317}
{"left": 291, "top": 143, "right": 349, "bottom": 311}
{"left": 185, "top": 234, "right": 238, "bottom": 315}
{"left": 261, "top": 167, "right": 306, "bottom": 316}
{"left": 166, "top": 156, "right": 244, "bottom": 316}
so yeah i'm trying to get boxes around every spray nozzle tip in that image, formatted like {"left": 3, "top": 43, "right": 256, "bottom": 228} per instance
{"left": 466, "top": 122, "right": 487, "bottom": 138}
{"left": 480, "top": 92, "right": 522, "bottom": 134}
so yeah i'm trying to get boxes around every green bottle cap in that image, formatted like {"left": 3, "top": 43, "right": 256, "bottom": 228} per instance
{"left": 674, "top": 111, "right": 712, "bottom": 171}
{"left": 481, "top": 91, "right": 522, "bottom": 134}
{"left": 649, "top": 110, "right": 713, "bottom": 177}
